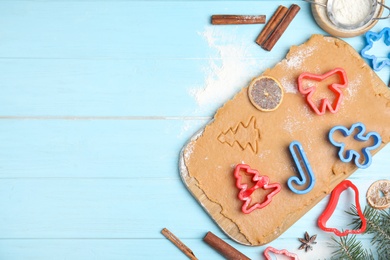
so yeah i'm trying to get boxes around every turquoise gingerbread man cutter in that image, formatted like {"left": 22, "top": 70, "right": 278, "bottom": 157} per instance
{"left": 328, "top": 122, "right": 382, "bottom": 169}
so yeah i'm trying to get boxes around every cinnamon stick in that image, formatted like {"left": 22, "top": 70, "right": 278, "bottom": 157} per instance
{"left": 203, "top": 231, "right": 251, "bottom": 260}
{"left": 261, "top": 4, "right": 301, "bottom": 51}
{"left": 161, "top": 228, "right": 198, "bottom": 260}
{"left": 211, "top": 15, "right": 266, "bottom": 25}
{"left": 255, "top": 5, "right": 288, "bottom": 46}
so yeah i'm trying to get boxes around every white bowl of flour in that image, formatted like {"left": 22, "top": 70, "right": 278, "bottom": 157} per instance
{"left": 306, "top": 0, "right": 388, "bottom": 37}
{"left": 328, "top": 0, "right": 377, "bottom": 30}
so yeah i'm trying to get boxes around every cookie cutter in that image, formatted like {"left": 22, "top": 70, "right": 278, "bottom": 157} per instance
{"left": 263, "top": 246, "right": 299, "bottom": 260}
{"left": 361, "top": 27, "right": 390, "bottom": 71}
{"left": 287, "top": 141, "right": 316, "bottom": 194}
{"left": 304, "top": 0, "right": 390, "bottom": 30}
{"left": 298, "top": 68, "right": 348, "bottom": 115}
{"left": 234, "top": 164, "right": 281, "bottom": 214}
{"left": 318, "top": 180, "right": 366, "bottom": 236}
{"left": 328, "top": 122, "right": 382, "bottom": 169}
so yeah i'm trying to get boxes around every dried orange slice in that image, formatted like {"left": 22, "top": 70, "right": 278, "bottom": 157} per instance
{"left": 366, "top": 180, "right": 390, "bottom": 210}
{"left": 248, "top": 76, "right": 284, "bottom": 112}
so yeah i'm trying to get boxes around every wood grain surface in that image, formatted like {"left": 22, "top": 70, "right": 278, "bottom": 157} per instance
{"left": 0, "top": 1, "right": 389, "bottom": 259}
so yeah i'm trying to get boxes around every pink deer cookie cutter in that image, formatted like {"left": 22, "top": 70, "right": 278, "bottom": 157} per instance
{"left": 298, "top": 68, "right": 348, "bottom": 115}
{"left": 263, "top": 246, "right": 299, "bottom": 260}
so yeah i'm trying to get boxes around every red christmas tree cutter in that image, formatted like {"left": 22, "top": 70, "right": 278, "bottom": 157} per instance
{"left": 234, "top": 164, "right": 281, "bottom": 214}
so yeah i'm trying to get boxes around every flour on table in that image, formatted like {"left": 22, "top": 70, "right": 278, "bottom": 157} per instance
{"left": 190, "top": 26, "right": 264, "bottom": 111}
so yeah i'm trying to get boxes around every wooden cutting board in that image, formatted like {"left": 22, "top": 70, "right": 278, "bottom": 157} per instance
{"left": 180, "top": 34, "right": 390, "bottom": 246}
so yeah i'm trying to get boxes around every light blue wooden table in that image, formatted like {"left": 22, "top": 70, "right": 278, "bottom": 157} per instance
{"left": 0, "top": 1, "right": 389, "bottom": 259}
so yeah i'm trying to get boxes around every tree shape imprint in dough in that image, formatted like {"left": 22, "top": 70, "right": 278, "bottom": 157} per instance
{"left": 217, "top": 116, "right": 260, "bottom": 154}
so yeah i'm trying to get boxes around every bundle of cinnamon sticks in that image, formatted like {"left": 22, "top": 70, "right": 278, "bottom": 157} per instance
{"left": 256, "top": 4, "right": 301, "bottom": 51}
{"left": 211, "top": 4, "right": 300, "bottom": 51}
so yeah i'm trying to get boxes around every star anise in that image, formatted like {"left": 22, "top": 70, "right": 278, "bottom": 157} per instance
{"left": 298, "top": 231, "right": 317, "bottom": 252}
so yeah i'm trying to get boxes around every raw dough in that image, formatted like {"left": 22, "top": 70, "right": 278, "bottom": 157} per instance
{"left": 180, "top": 34, "right": 390, "bottom": 246}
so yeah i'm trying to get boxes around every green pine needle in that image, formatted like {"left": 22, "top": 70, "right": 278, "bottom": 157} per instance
{"left": 329, "top": 235, "right": 374, "bottom": 260}
{"left": 328, "top": 205, "right": 390, "bottom": 259}
{"left": 347, "top": 205, "right": 390, "bottom": 259}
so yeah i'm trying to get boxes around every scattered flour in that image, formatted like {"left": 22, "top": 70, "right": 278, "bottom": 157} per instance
{"left": 283, "top": 111, "right": 302, "bottom": 135}
{"left": 279, "top": 45, "right": 317, "bottom": 94}
{"left": 282, "top": 105, "right": 314, "bottom": 138}
{"left": 189, "top": 26, "right": 265, "bottom": 111}
{"left": 280, "top": 77, "right": 298, "bottom": 94}
{"left": 177, "top": 119, "right": 206, "bottom": 139}
{"left": 183, "top": 140, "right": 194, "bottom": 162}
{"left": 257, "top": 149, "right": 271, "bottom": 159}
{"left": 345, "top": 72, "right": 361, "bottom": 100}
{"left": 285, "top": 45, "right": 316, "bottom": 70}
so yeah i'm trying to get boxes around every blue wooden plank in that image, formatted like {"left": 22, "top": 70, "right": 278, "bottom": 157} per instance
{"left": 0, "top": 1, "right": 252, "bottom": 59}
{"left": 0, "top": 177, "right": 380, "bottom": 259}
{"left": 0, "top": 1, "right": 389, "bottom": 116}
{"left": 0, "top": 237, "right": 359, "bottom": 260}
{"left": 1, "top": 119, "right": 388, "bottom": 179}
{"left": 0, "top": 59, "right": 207, "bottom": 116}
{"left": 0, "top": 178, "right": 210, "bottom": 238}
{"left": 0, "top": 237, "right": 354, "bottom": 260}
{"left": 0, "top": 1, "right": 388, "bottom": 117}
{"left": 0, "top": 1, "right": 386, "bottom": 60}
{"left": 0, "top": 1, "right": 388, "bottom": 259}
{"left": 0, "top": 177, "right": 381, "bottom": 240}
{"left": 0, "top": 119, "right": 209, "bottom": 178}
{"left": 0, "top": 0, "right": 265, "bottom": 62}
{"left": 0, "top": 55, "right": 387, "bottom": 117}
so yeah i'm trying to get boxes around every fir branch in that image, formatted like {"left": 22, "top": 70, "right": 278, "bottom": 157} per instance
{"left": 329, "top": 235, "right": 374, "bottom": 260}
{"left": 347, "top": 205, "right": 390, "bottom": 260}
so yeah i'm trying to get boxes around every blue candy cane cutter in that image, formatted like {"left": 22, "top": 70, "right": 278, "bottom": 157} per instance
{"left": 287, "top": 141, "right": 316, "bottom": 194}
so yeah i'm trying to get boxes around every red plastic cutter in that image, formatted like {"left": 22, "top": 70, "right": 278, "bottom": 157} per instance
{"left": 318, "top": 180, "right": 366, "bottom": 236}
{"left": 298, "top": 68, "right": 348, "bottom": 115}
{"left": 263, "top": 246, "right": 299, "bottom": 260}
{"left": 234, "top": 164, "right": 281, "bottom": 214}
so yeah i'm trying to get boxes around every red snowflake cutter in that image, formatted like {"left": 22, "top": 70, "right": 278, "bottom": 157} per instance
{"left": 318, "top": 180, "right": 366, "bottom": 236}
{"left": 298, "top": 68, "right": 348, "bottom": 115}
{"left": 263, "top": 246, "right": 299, "bottom": 260}
{"left": 234, "top": 164, "right": 281, "bottom": 214}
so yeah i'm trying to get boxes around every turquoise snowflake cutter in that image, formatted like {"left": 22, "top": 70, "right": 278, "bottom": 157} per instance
{"left": 361, "top": 27, "right": 390, "bottom": 71}
{"left": 328, "top": 122, "right": 382, "bottom": 169}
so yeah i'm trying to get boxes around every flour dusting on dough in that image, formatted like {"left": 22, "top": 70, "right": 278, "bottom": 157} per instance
{"left": 280, "top": 77, "right": 298, "bottom": 94}
{"left": 286, "top": 45, "right": 316, "bottom": 69}
{"left": 258, "top": 149, "right": 271, "bottom": 159}
{"left": 345, "top": 73, "right": 361, "bottom": 101}
{"left": 283, "top": 115, "right": 302, "bottom": 135}
{"left": 283, "top": 106, "right": 314, "bottom": 135}
{"left": 279, "top": 45, "right": 317, "bottom": 94}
